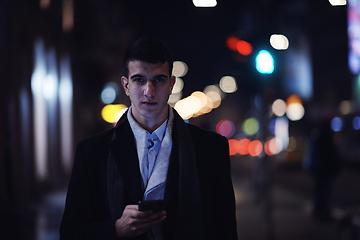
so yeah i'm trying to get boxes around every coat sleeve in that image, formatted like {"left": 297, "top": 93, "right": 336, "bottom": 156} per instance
{"left": 212, "top": 135, "right": 238, "bottom": 240}
{"left": 190, "top": 124, "right": 238, "bottom": 240}
{"left": 60, "top": 142, "right": 116, "bottom": 240}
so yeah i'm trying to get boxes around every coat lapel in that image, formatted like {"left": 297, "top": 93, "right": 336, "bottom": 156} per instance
{"left": 109, "top": 116, "right": 143, "bottom": 204}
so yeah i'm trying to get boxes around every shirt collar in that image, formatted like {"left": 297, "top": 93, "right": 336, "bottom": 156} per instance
{"left": 127, "top": 106, "right": 169, "bottom": 144}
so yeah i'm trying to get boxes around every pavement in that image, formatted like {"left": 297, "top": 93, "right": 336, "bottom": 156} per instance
{"left": 231, "top": 155, "right": 360, "bottom": 240}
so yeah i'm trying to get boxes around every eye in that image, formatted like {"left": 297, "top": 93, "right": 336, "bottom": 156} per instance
{"left": 155, "top": 78, "right": 166, "bottom": 82}
{"left": 133, "top": 78, "right": 144, "bottom": 82}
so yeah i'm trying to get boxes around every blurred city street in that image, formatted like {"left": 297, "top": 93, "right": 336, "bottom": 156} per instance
{"left": 2, "top": 0, "right": 360, "bottom": 239}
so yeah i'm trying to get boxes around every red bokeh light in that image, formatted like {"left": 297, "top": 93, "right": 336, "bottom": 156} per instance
{"left": 248, "top": 140, "right": 263, "bottom": 157}
{"left": 264, "top": 140, "right": 273, "bottom": 156}
{"left": 228, "top": 139, "right": 238, "bottom": 156}
{"left": 226, "top": 36, "right": 239, "bottom": 51}
{"left": 236, "top": 40, "right": 253, "bottom": 56}
{"left": 238, "top": 139, "right": 251, "bottom": 155}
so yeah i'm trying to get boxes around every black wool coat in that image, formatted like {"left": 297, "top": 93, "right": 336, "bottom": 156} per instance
{"left": 60, "top": 110, "right": 238, "bottom": 240}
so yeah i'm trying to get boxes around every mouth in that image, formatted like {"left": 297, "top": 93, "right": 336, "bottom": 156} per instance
{"left": 142, "top": 101, "right": 157, "bottom": 106}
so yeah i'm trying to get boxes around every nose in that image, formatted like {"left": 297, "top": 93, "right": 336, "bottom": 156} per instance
{"left": 144, "top": 81, "right": 155, "bottom": 99}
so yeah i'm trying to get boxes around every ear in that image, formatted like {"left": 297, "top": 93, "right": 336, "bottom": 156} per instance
{"left": 121, "top": 76, "right": 130, "bottom": 96}
{"left": 170, "top": 76, "right": 176, "bottom": 92}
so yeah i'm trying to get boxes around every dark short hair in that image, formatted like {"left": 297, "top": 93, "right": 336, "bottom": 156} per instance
{"left": 123, "top": 37, "right": 173, "bottom": 78}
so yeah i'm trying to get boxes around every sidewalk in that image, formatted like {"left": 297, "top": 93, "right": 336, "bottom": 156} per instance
{"left": 230, "top": 156, "right": 348, "bottom": 240}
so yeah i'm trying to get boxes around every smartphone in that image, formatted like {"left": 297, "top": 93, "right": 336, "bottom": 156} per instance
{"left": 138, "top": 200, "right": 164, "bottom": 212}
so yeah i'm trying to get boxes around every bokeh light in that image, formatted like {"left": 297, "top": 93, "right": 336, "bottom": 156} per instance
{"left": 256, "top": 50, "right": 274, "bottom": 74}
{"left": 172, "top": 77, "right": 184, "bottom": 93}
{"left": 339, "top": 100, "right": 352, "bottom": 115}
{"left": 248, "top": 140, "right": 263, "bottom": 157}
{"left": 101, "top": 104, "right": 127, "bottom": 123}
{"left": 187, "top": 95, "right": 202, "bottom": 114}
{"left": 228, "top": 139, "right": 238, "bottom": 156}
{"left": 236, "top": 40, "right": 253, "bottom": 56}
{"left": 275, "top": 117, "right": 289, "bottom": 151}
{"left": 226, "top": 36, "right": 239, "bottom": 51}
{"left": 272, "top": 99, "right": 286, "bottom": 116}
{"left": 204, "top": 84, "right": 224, "bottom": 99}
{"left": 193, "top": 0, "right": 217, "bottom": 7}
{"left": 238, "top": 139, "right": 251, "bottom": 155}
{"left": 270, "top": 34, "right": 289, "bottom": 50}
{"left": 219, "top": 76, "right": 237, "bottom": 93}
{"left": 286, "top": 103, "right": 305, "bottom": 121}
{"left": 101, "top": 82, "right": 119, "bottom": 104}
{"left": 329, "top": 0, "right": 346, "bottom": 6}
{"left": 242, "top": 118, "right": 260, "bottom": 136}
{"left": 174, "top": 100, "right": 192, "bottom": 119}
{"left": 172, "top": 61, "right": 188, "bottom": 77}
{"left": 168, "top": 92, "right": 182, "bottom": 105}
{"left": 353, "top": 116, "right": 360, "bottom": 130}
{"left": 265, "top": 138, "right": 283, "bottom": 155}
{"left": 43, "top": 74, "right": 58, "bottom": 100}
{"left": 264, "top": 140, "right": 274, "bottom": 156}
{"left": 269, "top": 118, "right": 276, "bottom": 135}
{"left": 286, "top": 94, "right": 302, "bottom": 105}
{"left": 331, "top": 117, "right": 344, "bottom": 132}
{"left": 216, "top": 119, "right": 235, "bottom": 138}
{"left": 205, "top": 91, "right": 221, "bottom": 108}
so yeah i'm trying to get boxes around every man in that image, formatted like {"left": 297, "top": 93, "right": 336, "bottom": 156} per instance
{"left": 60, "top": 37, "right": 238, "bottom": 240}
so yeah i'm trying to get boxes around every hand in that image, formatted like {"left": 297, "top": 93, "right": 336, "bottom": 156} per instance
{"left": 115, "top": 204, "right": 166, "bottom": 238}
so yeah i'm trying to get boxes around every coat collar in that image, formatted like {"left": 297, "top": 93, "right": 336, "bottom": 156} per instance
{"left": 109, "top": 112, "right": 143, "bottom": 204}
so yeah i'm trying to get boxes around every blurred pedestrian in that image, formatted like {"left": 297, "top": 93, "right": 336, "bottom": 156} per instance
{"left": 305, "top": 119, "right": 340, "bottom": 222}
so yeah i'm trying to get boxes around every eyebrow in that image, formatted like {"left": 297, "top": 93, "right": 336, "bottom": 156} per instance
{"left": 130, "top": 74, "right": 169, "bottom": 80}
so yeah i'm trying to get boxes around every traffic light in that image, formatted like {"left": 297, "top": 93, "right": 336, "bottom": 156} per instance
{"left": 255, "top": 50, "right": 274, "bottom": 74}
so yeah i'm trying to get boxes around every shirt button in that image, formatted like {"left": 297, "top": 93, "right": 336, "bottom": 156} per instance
{"left": 149, "top": 150, "right": 155, "bottom": 155}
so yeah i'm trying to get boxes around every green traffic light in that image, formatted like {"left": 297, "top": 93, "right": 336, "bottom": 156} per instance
{"left": 256, "top": 50, "right": 274, "bottom": 74}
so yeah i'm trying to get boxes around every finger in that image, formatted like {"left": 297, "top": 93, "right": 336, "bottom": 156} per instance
{"left": 134, "top": 211, "right": 167, "bottom": 224}
{"left": 136, "top": 215, "right": 167, "bottom": 230}
{"left": 125, "top": 205, "right": 139, "bottom": 210}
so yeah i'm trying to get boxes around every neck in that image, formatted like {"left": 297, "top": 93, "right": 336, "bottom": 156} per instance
{"left": 142, "top": 118, "right": 167, "bottom": 133}
{"left": 131, "top": 106, "right": 169, "bottom": 133}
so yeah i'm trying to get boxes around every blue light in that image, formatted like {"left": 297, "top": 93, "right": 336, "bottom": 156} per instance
{"left": 268, "top": 118, "right": 276, "bottom": 135}
{"left": 256, "top": 50, "right": 274, "bottom": 74}
{"left": 101, "top": 82, "right": 119, "bottom": 104}
{"left": 353, "top": 116, "right": 360, "bottom": 130}
{"left": 331, "top": 117, "right": 344, "bottom": 132}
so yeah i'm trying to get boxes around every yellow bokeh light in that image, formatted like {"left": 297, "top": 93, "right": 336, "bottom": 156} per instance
{"left": 172, "top": 61, "right": 188, "bottom": 77}
{"left": 272, "top": 99, "right": 286, "bottom": 117}
{"left": 286, "top": 94, "right": 302, "bottom": 105}
{"left": 286, "top": 103, "right": 305, "bottom": 121}
{"left": 174, "top": 99, "right": 193, "bottom": 119}
{"left": 339, "top": 100, "right": 352, "bottom": 115}
{"left": 191, "top": 91, "right": 208, "bottom": 108}
{"left": 101, "top": 104, "right": 127, "bottom": 123}
{"left": 219, "top": 76, "right": 237, "bottom": 93}
{"left": 204, "top": 84, "right": 224, "bottom": 99}
{"left": 172, "top": 77, "right": 184, "bottom": 94}
{"left": 206, "top": 91, "right": 221, "bottom": 108}
{"left": 186, "top": 95, "right": 202, "bottom": 114}
{"left": 270, "top": 34, "right": 289, "bottom": 50}
{"left": 168, "top": 92, "right": 182, "bottom": 105}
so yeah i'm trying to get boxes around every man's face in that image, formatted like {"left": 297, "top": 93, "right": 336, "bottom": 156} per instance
{"left": 121, "top": 60, "right": 175, "bottom": 129}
